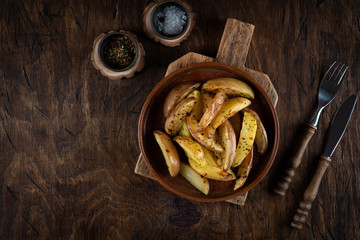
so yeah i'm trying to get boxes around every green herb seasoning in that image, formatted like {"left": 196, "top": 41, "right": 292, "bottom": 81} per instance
{"left": 103, "top": 35, "right": 136, "bottom": 69}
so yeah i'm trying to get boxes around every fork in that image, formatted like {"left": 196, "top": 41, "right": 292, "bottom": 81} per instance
{"left": 274, "top": 61, "right": 348, "bottom": 196}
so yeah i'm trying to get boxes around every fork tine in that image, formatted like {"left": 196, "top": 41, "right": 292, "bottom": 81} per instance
{"left": 327, "top": 63, "right": 341, "bottom": 83}
{"left": 329, "top": 64, "right": 344, "bottom": 83}
{"left": 336, "top": 65, "right": 349, "bottom": 85}
{"left": 321, "top": 61, "right": 337, "bottom": 82}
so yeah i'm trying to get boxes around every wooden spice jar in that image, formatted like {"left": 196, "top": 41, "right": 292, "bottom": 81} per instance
{"left": 91, "top": 31, "right": 145, "bottom": 80}
{"left": 143, "top": 0, "right": 195, "bottom": 47}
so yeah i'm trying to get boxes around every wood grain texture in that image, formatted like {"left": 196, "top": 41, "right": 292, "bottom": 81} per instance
{"left": 216, "top": 18, "right": 255, "bottom": 68}
{"left": 135, "top": 154, "right": 248, "bottom": 206}
{"left": 242, "top": 67, "right": 278, "bottom": 106}
{"left": 1, "top": 0, "right": 360, "bottom": 239}
{"left": 165, "top": 52, "right": 214, "bottom": 76}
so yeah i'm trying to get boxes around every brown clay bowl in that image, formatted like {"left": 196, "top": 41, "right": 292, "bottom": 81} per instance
{"left": 138, "top": 62, "right": 279, "bottom": 202}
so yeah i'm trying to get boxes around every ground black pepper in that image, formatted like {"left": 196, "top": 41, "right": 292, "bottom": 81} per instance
{"left": 103, "top": 35, "right": 136, "bottom": 69}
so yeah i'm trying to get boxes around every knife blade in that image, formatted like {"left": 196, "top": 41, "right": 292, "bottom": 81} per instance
{"left": 323, "top": 94, "right": 357, "bottom": 158}
{"left": 291, "top": 94, "right": 357, "bottom": 230}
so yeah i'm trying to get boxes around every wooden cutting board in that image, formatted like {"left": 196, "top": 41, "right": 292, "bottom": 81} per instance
{"left": 135, "top": 18, "right": 278, "bottom": 205}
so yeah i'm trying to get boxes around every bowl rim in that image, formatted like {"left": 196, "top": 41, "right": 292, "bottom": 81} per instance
{"left": 138, "top": 62, "right": 280, "bottom": 202}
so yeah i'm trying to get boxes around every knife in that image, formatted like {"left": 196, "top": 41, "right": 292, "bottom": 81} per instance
{"left": 290, "top": 94, "right": 357, "bottom": 230}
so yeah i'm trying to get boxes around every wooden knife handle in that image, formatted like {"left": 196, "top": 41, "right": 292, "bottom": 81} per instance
{"left": 274, "top": 124, "right": 316, "bottom": 196}
{"left": 291, "top": 156, "right": 331, "bottom": 229}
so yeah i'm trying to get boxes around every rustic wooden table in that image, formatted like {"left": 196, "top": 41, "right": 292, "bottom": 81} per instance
{"left": 1, "top": 0, "right": 359, "bottom": 239}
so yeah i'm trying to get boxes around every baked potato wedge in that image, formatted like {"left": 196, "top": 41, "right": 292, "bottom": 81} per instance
{"left": 202, "top": 77, "right": 255, "bottom": 99}
{"left": 188, "top": 157, "right": 236, "bottom": 181}
{"left": 153, "top": 130, "right": 180, "bottom": 177}
{"left": 165, "top": 97, "right": 197, "bottom": 136}
{"left": 178, "top": 122, "right": 192, "bottom": 138}
{"left": 163, "top": 82, "right": 201, "bottom": 117}
{"left": 198, "top": 91, "right": 227, "bottom": 131}
{"left": 201, "top": 90, "right": 214, "bottom": 113}
{"left": 201, "top": 145, "right": 220, "bottom": 167}
{"left": 205, "top": 97, "right": 251, "bottom": 138}
{"left": 232, "top": 111, "right": 257, "bottom": 167}
{"left": 242, "top": 108, "right": 268, "bottom": 155}
{"left": 217, "top": 120, "right": 236, "bottom": 171}
{"left": 234, "top": 148, "right": 254, "bottom": 190}
{"left": 179, "top": 162, "right": 209, "bottom": 195}
{"left": 173, "top": 136, "right": 205, "bottom": 165}
{"left": 187, "top": 114, "right": 224, "bottom": 153}
{"left": 187, "top": 90, "right": 203, "bottom": 121}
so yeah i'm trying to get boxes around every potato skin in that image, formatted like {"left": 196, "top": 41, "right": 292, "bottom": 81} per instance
{"left": 163, "top": 82, "right": 201, "bottom": 118}
{"left": 198, "top": 91, "right": 227, "bottom": 131}
{"left": 153, "top": 130, "right": 180, "bottom": 177}
{"left": 217, "top": 120, "right": 236, "bottom": 171}
{"left": 202, "top": 77, "right": 255, "bottom": 99}
{"left": 164, "top": 97, "right": 197, "bottom": 136}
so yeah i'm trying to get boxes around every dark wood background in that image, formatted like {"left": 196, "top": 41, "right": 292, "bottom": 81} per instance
{"left": 1, "top": 0, "right": 359, "bottom": 239}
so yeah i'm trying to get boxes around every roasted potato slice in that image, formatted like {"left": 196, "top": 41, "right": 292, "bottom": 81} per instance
{"left": 153, "top": 130, "right": 180, "bottom": 177}
{"left": 173, "top": 135, "right": 205, "bottom": 165}
{"left": 187, "top": 114, "right": 224, "bottom": 153}
{"left": 165, "top": 97, "right": 197, "bottom": 136}
{"left": 202, "top": 77, "right": 255, "bottom": 99}
{"left": 234, "top": 148, "right": 254, "bottom": 190}
{"left": 179, "top": 162, "right": 209, "bottom": 195}
{"left": 187, "top": 90, "right": 203, "bottom": 121}
{"left": 232, "top": 111, "right": 257, "bottom": 167}
{"left": 188, "top": 157, "right": 236, "bottom": 181}
{"left": 178, "top": 122, "right": 192, "bottom": 138}
{"left": 205, "top": 97, "right": 251, "bottom": 138}
{"left": 200, "top": 145, "right": 220, "bottom": 167}
{"left": 217, "top": 120, "right": 236, "bottom": 171}
{"left": 198, "top": 91, "right": 227, "bottom": 131}
{"left": 201, "top": 90, "right": 215, "bottom": 113}
{"left": 242, "top": 108, "right": 268, "bottom": 155}
{"left": 163, "top": 82, "right": 201, "bottom": 117}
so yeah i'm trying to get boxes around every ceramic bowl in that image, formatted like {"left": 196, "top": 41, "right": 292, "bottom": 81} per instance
{"left": 138, "top": 62, "right": 279, "bottom": 202}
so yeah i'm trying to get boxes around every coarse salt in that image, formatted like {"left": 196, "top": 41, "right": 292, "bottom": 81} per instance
{"left": 154, "top": 5, "right": 188, "bottom": 37}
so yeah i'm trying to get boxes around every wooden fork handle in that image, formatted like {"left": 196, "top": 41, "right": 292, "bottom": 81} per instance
{"left": 291, "top": 156, "right": 331, "bottom": 229}
{"left": 274, "top": 124, "right": 316, "bottom": 196}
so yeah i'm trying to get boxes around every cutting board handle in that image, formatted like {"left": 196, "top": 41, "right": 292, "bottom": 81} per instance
{"left": 216, "top": 18, "right": 255, "bottom": 68}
